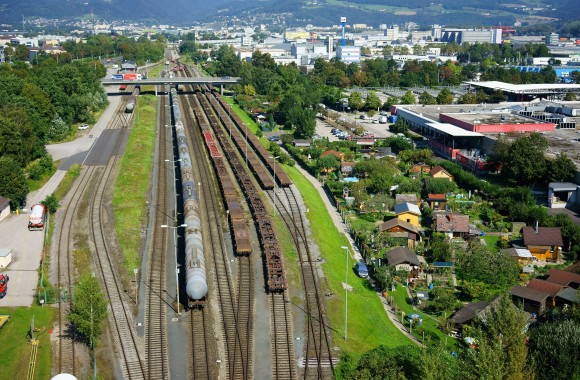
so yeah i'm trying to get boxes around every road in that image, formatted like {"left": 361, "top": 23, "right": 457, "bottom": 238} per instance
{"left": 0, "top": 85, "right": 122, "bottom": 307}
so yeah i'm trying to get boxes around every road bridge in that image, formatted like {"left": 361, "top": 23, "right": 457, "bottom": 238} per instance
{"left": 101, "top": 76, "right": 242, "bottom": 95}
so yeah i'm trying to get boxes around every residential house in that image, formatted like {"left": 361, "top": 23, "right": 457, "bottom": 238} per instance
{"left": 409, "top": 163, "right": 431, "bottom": 177}
{"left": 510, "top": 285, "right": 548, "bottom": 315}
{"left": 526, "top": 279, "right": 563, "bottom": 308}
{"left": 292, "top": 139, "right": 311, "bottom": 148}
{"left": 395, "top": 193, "right": 420, "bottom": 205}
{"left": 320, "top": 150, "right": 342, "bottom": 161}
{"left": 501, "top": 248, "right": 536, "bottom": 265}
{"left": 378, "top": 218, "right": 420, "bottom": 248}
{"left": 426, "top": 193, "right": 447, "bottom": 210}
{"left": 429, "top": 166, "right": 454, "bottom": 181}
{"left": 555, "top": 287, "right": 580, "bottom": 307}
{"left": 544, "top": 268, "right": 580, "bottom": 289}
{"left": 450, "top": 301, "right": 490, "bottom": 334}
{"left": 434, "top": 212, "right": 469, "bottom": 238}
{"left": 394, "top": 202, "right": 422, "bottom": 227}
{"left": 385, "top": 247, "right": 422, "bottom": 279}
{"left": 522, "top": 226, "right": 563, "bottom": 261}
{"left": 341, "top": 162, "right": 356, "bottom": 177}
{"left": 0, "top": 196, "right": 10, "bottom": 223}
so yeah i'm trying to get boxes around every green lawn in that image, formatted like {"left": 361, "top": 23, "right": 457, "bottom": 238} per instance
{"left": 389, "top": 285, "right": 456, "bottom": 348}
{"left": 112, "top": 95, "right": 157, "bottom": 276}
{"left": 0, "top": 306, "right": 55, "bottom": 380}
{"left": 482, "top": 235, "right": 500, "bottom": 252}
{"left": 285, "top": 165, "right": 412, "bottom": 353}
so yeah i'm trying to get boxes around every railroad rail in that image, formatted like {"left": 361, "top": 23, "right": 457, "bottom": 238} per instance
{"left": 182, "top": 90, "right": 254, "bottom": 380}
{"left": 144, "top": 87, "right": 170, "bottom": 379}
{"left": 269, "top": 186, "right": 336, "bottom": 378}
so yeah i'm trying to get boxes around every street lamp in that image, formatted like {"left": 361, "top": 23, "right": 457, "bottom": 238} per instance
{"left": 341, "top": 245, "right": 349, "bottom": 340}
{"left": 161, "top": 222, "right": 187, "bottom": 315}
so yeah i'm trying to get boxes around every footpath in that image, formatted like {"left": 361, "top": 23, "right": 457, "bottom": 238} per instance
{"left": 289, "top": 159, "right": 424, "bottom": 347}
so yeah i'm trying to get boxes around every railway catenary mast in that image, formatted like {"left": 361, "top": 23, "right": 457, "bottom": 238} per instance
{"left": 170, "top": 88, "right": 208, "bottom": 305}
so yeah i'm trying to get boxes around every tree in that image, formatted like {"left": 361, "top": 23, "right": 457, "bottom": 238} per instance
{"left": 419, "top": 91, "right": 437, "bottom": 105}
{"left": 458, "top": 92, "right": 478, "bottom": 104}
{"left": 501, "top": 133, "right": 548, "bottom": 186}
{"left": 289, "top": 108, "right": 316, "bottom": 138}
{"left": 348, "top": 91, "right": 364, "bottom": 111}
{"left": 456, "top": 245, "right": 519, "bottom": 292}
{"left": 429, "top": 287, "right": 461, "bottom": 314}
{"left": 425, "top": 178, "right": 456, "bottom": 194}
{"left": 384, "top": 96, "right": 399, "bottom": 109}
{"left": 462, "top": 295, "right": 534, "bottom": 380}
{"left": 389, "top": 118, "right": 409, "bottom": 134}
{"left": 364, "top": 91, "right": 382, "bottom": 111}
{"left": 337, "top": 345, "right": 421, "bottom": 380}
{"left": 316, "top": 154, "right": 340, "bottom": 176}
{"left": 401, "top": 91, "right": 416, "bottom": 105}
{"left": 563, "top": 93, "right": 576, "bottom": 101}
{"left": 528, "top": 319, "right": 580, "bottom": 380}
{"left": 69, "top": 274, "right": 108, "bottom": 348}
{"left": 548, "top": 153, "right": 576, "bottom": 182}
{"left": 436, "top": 88, "right": 454, "bottom": 104}
{"left": 0, "top": 156, "right": 28, "bottom": 209}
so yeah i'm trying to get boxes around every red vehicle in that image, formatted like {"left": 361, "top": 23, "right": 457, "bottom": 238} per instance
{"left": 123, "top": 73, "right": 142, "bottom": 81}
{"left": 119, "top": 84, "right": 128, "bottom": 91}
{"left": 0, "top": 274, "right": 9, "bottom": 298}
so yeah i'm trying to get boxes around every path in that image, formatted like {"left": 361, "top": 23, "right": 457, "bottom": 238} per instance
{"left": 288, "top": 154, "right": 426, "bottom": 346}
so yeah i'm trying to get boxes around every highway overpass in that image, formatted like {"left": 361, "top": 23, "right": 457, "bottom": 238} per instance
{"left": 101, "top": 76, "right": 242, "bottom": 94}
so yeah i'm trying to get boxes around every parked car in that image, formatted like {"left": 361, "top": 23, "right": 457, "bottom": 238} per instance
{"left": 268, "top": 135, "right": 280, "bottom": 142}
{"left": 312, "top": 133, "right": 321, "bottom": 140}
{"left": 78, "top": 124, "right": 89, "bottom": 130}
{"left": 356, "top": 261, "right": 369, "bottom": 278}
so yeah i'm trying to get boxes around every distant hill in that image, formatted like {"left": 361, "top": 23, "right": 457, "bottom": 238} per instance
{"left": 5, "top": 0, "right": 578, "bottom": 29}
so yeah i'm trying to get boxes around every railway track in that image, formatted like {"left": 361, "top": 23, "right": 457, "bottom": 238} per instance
{"left": 182, "top": 89, "right": 254, "bottom": 380}
{"left": 268, "top": 186, "right": 336, "bottom": 379}
{"left": 89, "top": 156, "right": 146, "bottom": 380}
{"left": 54, "top": 165, "right": 98, "bottom": 375}
{"left": 52, "top": 81, "right": 140, "bottom": 376}
{"left": 144, "top": 87, "right": 170, "bottom": 379}
{"left": 269, "top": 292, "right": 296, "bottom": 380}
{"left": 83, "top": 82, "right": 146, "bottom": 379}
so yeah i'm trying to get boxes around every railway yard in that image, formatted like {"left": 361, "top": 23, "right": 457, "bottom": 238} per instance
{"left": 17, "top": 52, "right": 338, "bottom": 379}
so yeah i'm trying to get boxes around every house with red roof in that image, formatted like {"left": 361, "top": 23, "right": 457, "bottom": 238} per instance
{"left": 429, "top": 166, "right": 454, "bottom": 181}
{"left": 434, "top": 212, "right": 469, "bottom": 238}
{"left": 426, "top": 193, "right": 447, "bottom": 210}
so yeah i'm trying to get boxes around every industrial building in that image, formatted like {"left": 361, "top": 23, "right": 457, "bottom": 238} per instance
{"left": 336, "top": 46, "right": 360, "bottom": 63}
{"left": 439, "top": 28, "right": 502, "bottom": 44}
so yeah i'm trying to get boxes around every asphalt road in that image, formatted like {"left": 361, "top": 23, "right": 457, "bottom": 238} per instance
{"left": 0, "top": 87, "right": 122, "bottom": 307}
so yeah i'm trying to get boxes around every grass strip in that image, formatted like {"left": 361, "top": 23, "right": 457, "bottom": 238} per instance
{"left": 112, "top": 95, "right": 157, "bottom": 276}
{"left": 285, "top": 165, "right": 412, "bottom": 353}
{"left": 0, "top": 306, "right": 55, "bottom": 380}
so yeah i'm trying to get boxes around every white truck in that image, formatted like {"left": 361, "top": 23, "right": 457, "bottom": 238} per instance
{"left": 379, "top": 116, "right": 388, "bottom": 124}
{"left": 28, "top": 204, "right": 46, "bottom": 231}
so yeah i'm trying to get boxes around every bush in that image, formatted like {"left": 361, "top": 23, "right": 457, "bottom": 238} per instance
{"left": 42, "top": 193, "right": 59, "bottom": 214}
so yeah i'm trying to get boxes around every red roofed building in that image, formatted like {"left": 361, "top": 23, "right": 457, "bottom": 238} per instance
{"left": 526, "top": 279, "right": 563, "bottom": 308}
{"left": 522, "top": 226, "right": 563, "bottom": 262}
{"left": 429, "top": 166, "right": 454, "bottom": 181}
{"left": 426, "top": 193, "right": 447, "bottom": 210}
{"left": 320, "top": 150, "right": 342, "bottom": 161}
{"left": 545, "top": 268, "right": 580, "bottom": 288}
{"left": 435, "top": 212, "right": 469, "bottom": 238}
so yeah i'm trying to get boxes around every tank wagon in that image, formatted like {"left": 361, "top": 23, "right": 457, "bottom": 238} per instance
{"left": 170, "top": 88, "right": 208, "bottom": 307}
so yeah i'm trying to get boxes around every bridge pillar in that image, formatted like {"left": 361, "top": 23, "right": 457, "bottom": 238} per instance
{"left": 154, "top": 86, "right": 157, "bottom": 96}
{"left": 221, "top": 85, "right": 223, "bottom": 96}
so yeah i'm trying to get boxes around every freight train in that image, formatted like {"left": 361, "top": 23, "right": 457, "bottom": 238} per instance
{"left": 170, "top": 88, "right": 208, "bottom": 307}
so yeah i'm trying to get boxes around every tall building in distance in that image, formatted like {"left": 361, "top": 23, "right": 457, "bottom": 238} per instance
{"left": 336, "top": 45, "right": 361, "bottom": 63}
{"left": 545, "top": 32, "right": 559, "bottom": 46}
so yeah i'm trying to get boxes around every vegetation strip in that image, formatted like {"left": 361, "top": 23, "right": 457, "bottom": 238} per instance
{"left": 112, "top": 95, "right": 157, "bottom": 275}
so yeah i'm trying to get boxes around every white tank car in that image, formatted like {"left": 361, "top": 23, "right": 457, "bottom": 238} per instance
{"left": 170, "top": 88, "right": 208, "bottom": 304}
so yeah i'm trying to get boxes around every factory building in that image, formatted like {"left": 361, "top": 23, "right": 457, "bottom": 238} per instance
{"left": 336, "top": 46, "right": 361, "bottom": 63}
{"left": 440, "top": 28, "right": 502, "bottom": 44}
